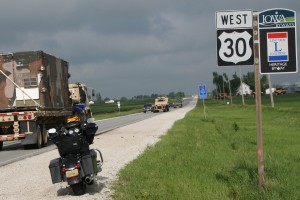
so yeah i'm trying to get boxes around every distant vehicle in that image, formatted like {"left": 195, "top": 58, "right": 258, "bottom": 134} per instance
{"left": 173, "top": 98, "right": 183, "bottom": 108}
{"left": 152, "top": 96, "right": 169, "bottom": 113}
{"left": 275, "top": 88, "right": 286, "bottom": 95}
{"left": 143, "top": 104, "right": 152, "bottom": 113}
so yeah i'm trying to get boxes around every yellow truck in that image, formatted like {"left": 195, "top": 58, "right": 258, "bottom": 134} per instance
{"left": 152, "top": 96, "right": 169, "bottom": 113}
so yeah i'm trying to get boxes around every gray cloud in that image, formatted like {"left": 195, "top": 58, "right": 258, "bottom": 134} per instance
{"left": 0, "top": 0, "right": 299, "bottom": 98}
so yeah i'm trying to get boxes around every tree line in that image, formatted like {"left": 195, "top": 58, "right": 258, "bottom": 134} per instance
{"left": 93, "top": 91, "right": 186, "bottom": 102}
{"left": 212, "top": 71, "right": 268, "bottom": 96}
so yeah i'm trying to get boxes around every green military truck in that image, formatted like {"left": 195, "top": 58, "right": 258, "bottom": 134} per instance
{"left": 0, "top": 51, "right": 72, "bottom": 150}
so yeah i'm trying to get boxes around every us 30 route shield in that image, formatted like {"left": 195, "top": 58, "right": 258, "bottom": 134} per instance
{"left": 217, "top": 29, "right": 254, "bottom": 66}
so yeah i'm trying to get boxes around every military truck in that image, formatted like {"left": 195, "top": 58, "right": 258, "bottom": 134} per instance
{"left": 0, "top": 51, "right": 72, "bottom": 150}
{"left": 152, "top": 96, "right": 169, "bottom": 113}
{"left": 69, "top": 83, "right": 95, "bottom": 122}
{"left": 173, "top": 98, "right": 183, "bottom": 108}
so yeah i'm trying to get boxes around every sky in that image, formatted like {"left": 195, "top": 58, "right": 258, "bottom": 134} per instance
{"left": 0, "top": 1, "right": 299, "bottom": 99}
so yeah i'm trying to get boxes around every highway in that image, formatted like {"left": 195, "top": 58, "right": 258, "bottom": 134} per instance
{"left": 0, "top": 99, "right": 191, "bottom": 167}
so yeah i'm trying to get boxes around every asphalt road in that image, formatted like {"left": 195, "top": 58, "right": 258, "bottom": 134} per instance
{"left": 0, "top": 99, "right": 191, "bottom": 167}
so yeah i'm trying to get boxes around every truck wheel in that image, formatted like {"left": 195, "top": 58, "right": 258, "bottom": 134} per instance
{"left": 35, "top": 126, "right": 42, "bottom": 149}
{"left": 0, "top": 141, "right": 3, "bottom": 151}
{"left": 41, "top": 125, "right": 48, "bottom": 147}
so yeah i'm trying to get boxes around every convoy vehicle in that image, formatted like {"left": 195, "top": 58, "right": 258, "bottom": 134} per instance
{"left": 69, "top": 83, "right": 95, "bottom": 122}
{"left": 173, "top": 98, "right": 183, "bottom": 108}
{"left": 143, "top": 104, "right": 152, "bottom": 113}
{"left": 152, "top": 96, "right": 169, "bottom": 112}
{"left": 0, "top": 51, "right": 72, "bottom": 150}
{"left": 274, "top": 88, "right": 286, "bottom": 95}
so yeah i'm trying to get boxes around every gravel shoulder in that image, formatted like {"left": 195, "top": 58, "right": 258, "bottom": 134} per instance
{"left": 0, "top": 98, "right": 197, "bottom": 200}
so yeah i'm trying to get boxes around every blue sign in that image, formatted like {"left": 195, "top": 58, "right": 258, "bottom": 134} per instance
{"left": 199, "top": 85, "right": 207, "bottom": 99}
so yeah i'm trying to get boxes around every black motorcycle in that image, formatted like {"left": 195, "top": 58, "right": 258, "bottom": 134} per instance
{"left": 48, "top": 119, "right": 103, "bottom": 195}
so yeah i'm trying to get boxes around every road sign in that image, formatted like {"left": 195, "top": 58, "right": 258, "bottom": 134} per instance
{"left": 216, "top": 10, "right": 253, "bottom": 29}
{"left": 216, "top": 10, "right": 254, "bottom": 66}
{"left": 259, "top": 8, "right": 298, "bottom": 74}
{"left": 217, "top": 29, "right": 254, "bottom": 66}
{"left": 199, "top": 84, "right": 207, "bottom": 99}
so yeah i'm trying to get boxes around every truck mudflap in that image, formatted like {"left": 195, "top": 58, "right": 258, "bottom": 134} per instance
{"left": 21, "top": 122, "right": 44, "bottom": 149}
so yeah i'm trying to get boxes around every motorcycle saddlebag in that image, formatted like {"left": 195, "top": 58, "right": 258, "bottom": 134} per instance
{"left": 90, "top": 149, "right": 99, "bottom": 173}
{"left": 81, "top": 153, "right": 94, "bottom": 175}
{"left": 85, "top": 123, "right": 98, "bottom": 144}
{"left": 49, "top": 158, "right": 63, "bottom": 184}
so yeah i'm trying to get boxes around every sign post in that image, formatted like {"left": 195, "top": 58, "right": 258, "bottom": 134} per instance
{"left": 199, "top": 84, "right": 207, "bottom": 119}
{"left": 253, "top": 12, "right": 265, "bottom": 189}
{"left": 117, "top": 101, "right": 121, "bottom": 113}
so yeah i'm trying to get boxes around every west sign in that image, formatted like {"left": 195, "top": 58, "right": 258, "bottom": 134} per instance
{"left": 216, "top": 10, "right": 254, "bottom": 66}
{"left": 259, "top": 8, "right": 298, "bottom": 74}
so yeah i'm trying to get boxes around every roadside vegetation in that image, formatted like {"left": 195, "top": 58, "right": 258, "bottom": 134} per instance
{"left": 112, "top": 93, "right": 300, "bottom": 199}
{"left": 92, "top": 99, "right": 154, "bottom": 120}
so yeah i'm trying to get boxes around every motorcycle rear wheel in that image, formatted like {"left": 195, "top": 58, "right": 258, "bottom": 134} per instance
{"left": 70, "top": 182, "right": 86, "bottom": 195}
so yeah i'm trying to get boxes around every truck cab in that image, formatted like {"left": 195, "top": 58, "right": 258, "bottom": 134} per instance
{"left": 69, "top": 83, "right": 95, "bottom": 122}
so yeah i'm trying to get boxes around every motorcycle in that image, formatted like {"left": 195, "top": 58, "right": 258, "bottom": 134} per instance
{"left": 48, "top": 118, "right": 103, "bottom": 195}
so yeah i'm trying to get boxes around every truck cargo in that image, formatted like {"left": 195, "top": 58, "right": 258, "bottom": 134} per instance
{"left": 0, "top": 51, "right": 72, "bottom": 150}
{"left": 152, "top": 96, "right": 169, "bottom": 113}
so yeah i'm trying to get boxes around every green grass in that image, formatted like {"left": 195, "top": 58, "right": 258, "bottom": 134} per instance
{"left": 93, "top": 109, "right": 142, "bottom": 120}
{"left": 112, "top": 93, "right": 300, "bottom": 199}
{"left": 91, "top": 99, "right": 154, "bottom": 120}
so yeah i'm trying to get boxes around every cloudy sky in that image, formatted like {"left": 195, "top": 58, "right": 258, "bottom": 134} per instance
{"left": 0, "top": 1, "right": 299, "bottom": 98}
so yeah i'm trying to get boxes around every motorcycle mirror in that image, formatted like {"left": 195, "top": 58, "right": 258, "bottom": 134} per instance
{"left": 48, "top": 128, "right": 56, "bottom": 134}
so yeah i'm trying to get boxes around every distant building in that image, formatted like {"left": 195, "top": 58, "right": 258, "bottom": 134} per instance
{"left": 265, "top": 88, "right": 276, "bottom": 94}
{"left": 236, "top": 82, "right": 252, "bottom": 96}
{"left": 105, "top": 99, "right": 115, "bottom": 103}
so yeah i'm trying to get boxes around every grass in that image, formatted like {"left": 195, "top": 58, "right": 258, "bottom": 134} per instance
{"left": 93, "top": 109, "right": 142, "bottom": 120}
{"left": 91, "top": 99, "right": 154, "bottom": 120}
{"left": 111, "top": 93, "right": 300, "bottom": 199}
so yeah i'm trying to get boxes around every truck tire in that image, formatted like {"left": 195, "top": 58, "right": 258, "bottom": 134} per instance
{"left": 41, "top": 125, "right": 48, "bottom": 147}
{"left": 35, "top": 126, "right": 42, "bottom": 149}
{"left": 0, "top": 141, "right": 3, "bottom": 151}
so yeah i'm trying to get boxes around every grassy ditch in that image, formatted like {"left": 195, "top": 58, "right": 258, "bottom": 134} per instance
{"left": 91, "top": 99, "right": 154, "bottom": 120}
{"left": 112, "top": 94, "right": 300, "bottom": 199}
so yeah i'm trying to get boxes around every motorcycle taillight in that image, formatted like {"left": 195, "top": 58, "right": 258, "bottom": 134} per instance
{"left": 76, "top": 163, "right": 81, "bottom": 169}
{"left": 62, "top": 167, "right": 66, "bottom": 173}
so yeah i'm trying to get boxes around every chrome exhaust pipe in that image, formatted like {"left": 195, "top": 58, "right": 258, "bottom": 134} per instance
{"left": 85, "top": 175, "right": 94, "bottom": 184}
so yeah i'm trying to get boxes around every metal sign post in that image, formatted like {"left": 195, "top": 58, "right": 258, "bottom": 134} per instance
{"left": 117, "top": 101, "right": 121, "bottom": 113}
{"left": 199, "top": 85, "right": 207, "bottom": 119}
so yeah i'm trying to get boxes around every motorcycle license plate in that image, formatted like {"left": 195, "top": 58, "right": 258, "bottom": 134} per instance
{"left": 66, "top": 169, "right": 79, "bottom": 178}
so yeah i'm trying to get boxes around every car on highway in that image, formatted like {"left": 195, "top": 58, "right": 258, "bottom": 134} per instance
{"left": 143, "top": 104, "right": 153, "bottom": 113}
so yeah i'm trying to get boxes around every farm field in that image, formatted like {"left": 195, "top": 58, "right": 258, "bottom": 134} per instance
{"left": 92, "top": 99, "right": 154, "bottom": 120}
{"left": 112, "top": 93, "right": 300, "bottom": 199}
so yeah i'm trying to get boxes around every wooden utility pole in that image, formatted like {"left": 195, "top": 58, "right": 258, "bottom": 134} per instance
{"left": 253, "top": 12, "right": 265, "bottom": 189}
